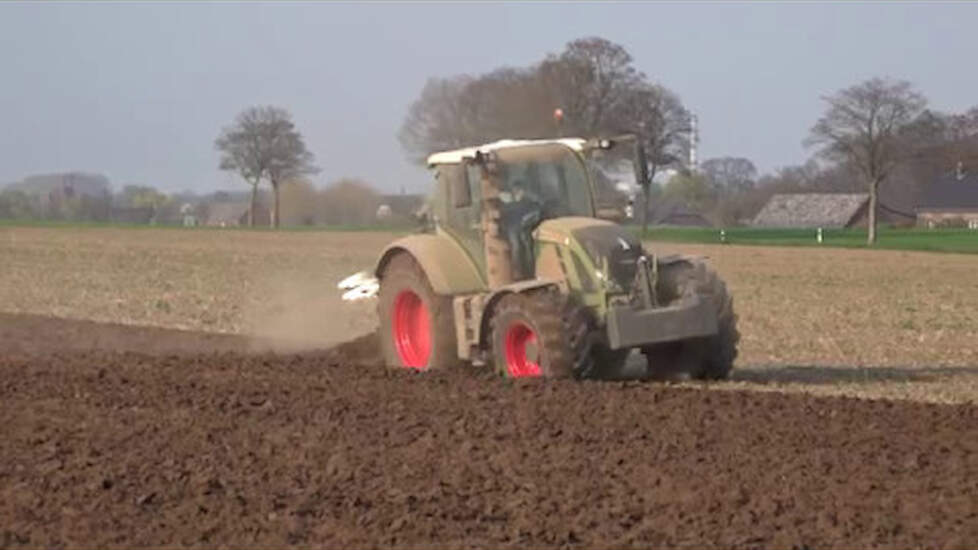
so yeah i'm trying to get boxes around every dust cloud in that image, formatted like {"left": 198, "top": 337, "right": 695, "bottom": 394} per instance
{"left": 241, "top": 269, "right": 378, "bottom": 352}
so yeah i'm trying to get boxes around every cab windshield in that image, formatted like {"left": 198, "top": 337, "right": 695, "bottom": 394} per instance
{"left": 584, "top": 145, "right": 641, "bottom": 214}
{"left": 494, "top": 144, "right": 594, "bottom": 220}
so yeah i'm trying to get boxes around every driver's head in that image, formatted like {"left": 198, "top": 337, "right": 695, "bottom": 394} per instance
{"left": 510, "top": 178, "right": 526, "bottom": 199}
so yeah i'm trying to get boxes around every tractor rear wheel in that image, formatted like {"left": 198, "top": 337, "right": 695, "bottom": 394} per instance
{"left": 643, "top": 259, "right": 739, "bottom": 380}
{"left": 489, "top": 290, "right": 581, "bottom": 379}
{"left": 377, "top": 253, "right": 460, "bottom": 371}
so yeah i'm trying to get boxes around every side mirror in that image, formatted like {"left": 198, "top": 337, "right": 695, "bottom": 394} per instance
{"left": 412, "top": 204, "right": 432, "bottom": 231}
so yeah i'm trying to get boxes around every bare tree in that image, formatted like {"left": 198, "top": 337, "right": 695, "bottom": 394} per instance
{"left": 398, "top": 37, "right": 657, "bottom": 163}
{"left": 215, "top": 106, "right": 318, "bottom": 228}
{"left": 902, "top": 106, "right": 978, "bottom": 184}
{"left": 617, "top": 83, "right": 690, "bottom": 234}
{"left": 701, "top": 157, "right": 758, "bottom": 195}
{"left": 806, "top": 78, "right": 926, "bottom": 244}
{"left": 539, "top": 37, "right": 644, "bottom": 136}
{"left": 398, "top": 76, "right": 476, "bottom": 164}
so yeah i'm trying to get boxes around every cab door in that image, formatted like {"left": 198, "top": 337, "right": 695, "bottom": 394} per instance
{"left": 436, "top": 163, "right": 485, "bottom": 274}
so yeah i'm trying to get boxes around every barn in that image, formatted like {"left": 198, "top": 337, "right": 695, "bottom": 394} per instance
{"left": 205, "top": 201, "right": 271, "bottom": 227}
{"left": 751, "top": 193, "right": 870, "bottom": 228}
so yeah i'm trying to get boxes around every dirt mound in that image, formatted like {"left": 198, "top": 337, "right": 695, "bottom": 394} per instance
{"left": 0, "top": 312, "right": 251, "bottom": 356}
{"left": 2, "top": 313, "right": 978, "bottom": 549}
{"left": 325, "top": 330, "right": 382, "bottom": 365}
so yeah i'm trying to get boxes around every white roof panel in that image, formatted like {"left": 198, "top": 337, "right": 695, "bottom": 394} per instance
{"left": 426, "top": 138, "right": 586, "bottom": 166}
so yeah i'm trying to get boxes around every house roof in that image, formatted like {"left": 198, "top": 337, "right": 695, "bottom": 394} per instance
{"left": 916, "top": 173, "right": 978, "bottom": 210}
{"left": 206, "top": 202, "right": 251, "bottom": 225}
{"left": 378, "top": 194, "right": 425, "bottom": 215}
{"left": 752, "top": 193, "right": 869, "bottom": 228}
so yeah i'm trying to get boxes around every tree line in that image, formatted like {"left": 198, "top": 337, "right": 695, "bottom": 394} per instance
{"left": 5, "top": 35, "right": 977, "bottom": 241}
{"left": 0, "top": 174, "right": 400, "bottom": 227}
{"left": 397, "top": 36, "right": 978, "bottom": 243}
{"left": 399, "top": 36, "right": 691, "bottom": 234}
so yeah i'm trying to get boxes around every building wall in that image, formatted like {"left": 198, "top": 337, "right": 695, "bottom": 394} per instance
{"left": 916, "top": 211, "right": 978, "bottom": 229}
{"left": 237, "top": 205, "right": 271, "bottom": 227}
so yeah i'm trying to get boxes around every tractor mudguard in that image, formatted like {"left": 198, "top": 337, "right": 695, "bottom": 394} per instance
{"left": 476, "top": 278, "right": 560, "bottom": 349}
{"left": 450, "top": 278, "right": 561, "bottom": 361}
{"left": 655, "top": 253, "right": 708, "bottom": 266}
{"left": 375, "top": 234, "right": 486, "bottom": 295}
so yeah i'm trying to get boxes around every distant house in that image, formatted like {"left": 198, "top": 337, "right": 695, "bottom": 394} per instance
{"left": 179, "top": 203, "right": 198, "bottom": 227}
{"left": 111, "top": 206, "right": 156, "bottom": 224}
{"left": 205, "top": 201, "right": 271, "bottom": 227}
{"left": 752, "top": 193, "right": 870, "bottom": 228}
{"left": 645, "top": 197, "right": 712, "bottom": 227}
{"left": 376, "top": 194, "right": 425, "bottom": 221}
{"left": 916, "top": 171, "right": 978, "bottom": 229}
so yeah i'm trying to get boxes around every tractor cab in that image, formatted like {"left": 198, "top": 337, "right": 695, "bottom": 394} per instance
{"left": 425, "top": 138, "right": 627, "bottom": 282}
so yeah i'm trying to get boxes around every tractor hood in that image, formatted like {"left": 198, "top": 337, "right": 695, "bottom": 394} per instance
{"left": 535, "top": 217, "right": 643, "bottom": 292}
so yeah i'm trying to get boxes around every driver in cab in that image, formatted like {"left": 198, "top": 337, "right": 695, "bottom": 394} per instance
{"left": 499, "top": 178, "right": 542, "bottom": 280}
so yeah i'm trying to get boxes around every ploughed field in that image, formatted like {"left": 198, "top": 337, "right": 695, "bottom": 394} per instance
{"left": 3, "top": 313, "right": 978, "bottom": 549}
{"left": 3, "top": 227, "right": 978, "bottom": 403}
{"left": 2, "top": 227, "right": 978, "bottom": 548}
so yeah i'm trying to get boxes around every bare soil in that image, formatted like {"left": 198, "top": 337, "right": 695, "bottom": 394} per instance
{"left": 2, "top": 313, "right": 977, "bottom": 549}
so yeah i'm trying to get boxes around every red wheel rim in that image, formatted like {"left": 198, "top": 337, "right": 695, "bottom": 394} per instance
{"left": 392, "top": 290, "right": 431, "bottom": 368}
{"left": 504, "top": 321, "right": 542, "bottom": 378}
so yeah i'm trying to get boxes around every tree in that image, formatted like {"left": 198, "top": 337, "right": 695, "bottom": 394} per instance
{"left": 902, "top": 106, "right": 978, "bottom": 185}
{"left": 320, "top": 179, "right": 381, "bottom": 226}
{"left": 806, "top": 78, "right": 926, "bottom": 244}
{"left": 0, "top": 189, "right": 40, "bottom": 220}
{"left": 215, "top": 106, "right": 318, "bottom": 228}
{"left": 398, "top": 37, "right": 661, "bottom": 163}
{"left": 279, "top": 178, "right": 321, "bottom": 226}
{"left": 618, "top": 83, "right": 691, "bottom": 234}
{"left": 662, "top": 172, "right": 713, "bottom": 212}
{"left": 701, "top": 157, "right": 757, "bottom": 195}
{"left": 117, "top": 185, "right": 168, "bottom": 209}
{"left": 398, "top": 76, "right": 477, "bottom": 164}
{"left": 538, "top": 37, "right": 645, "bottom": 136}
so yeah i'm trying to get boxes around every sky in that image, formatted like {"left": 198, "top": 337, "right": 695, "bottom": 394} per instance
{"left": 2, "top": 1, "right": 977, "bottom": 194}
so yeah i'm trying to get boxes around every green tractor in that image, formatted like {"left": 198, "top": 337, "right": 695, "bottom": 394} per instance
{"left": 353, "top": 137, "right": 738, "bottom": 379}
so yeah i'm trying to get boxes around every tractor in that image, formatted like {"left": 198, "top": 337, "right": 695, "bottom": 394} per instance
{"left": 343, "top": 137, "right": 738, "bottom": 379}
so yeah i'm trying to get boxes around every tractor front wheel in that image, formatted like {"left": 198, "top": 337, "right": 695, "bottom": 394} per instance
{"left": 643, "top": 259, "right": 739, "bottom": 380}
{"left": 489, "top": 290, "right": 583, "bottom": 379}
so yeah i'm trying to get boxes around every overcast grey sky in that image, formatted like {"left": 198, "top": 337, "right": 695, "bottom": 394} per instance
{"left": 1, "top": 2, "right": 976, "bottom": 193}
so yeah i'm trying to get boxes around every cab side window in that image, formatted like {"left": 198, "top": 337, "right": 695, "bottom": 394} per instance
{"left": 448, "top": 164, "right": 471, "bottom": 208}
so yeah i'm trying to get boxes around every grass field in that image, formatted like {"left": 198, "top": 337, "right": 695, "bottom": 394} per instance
{"left": 2, "top": 225, "right": 977, "bottom": 403}
{"left": 641, "top": 225, "right": 978, "bottom": 254}
{"left": 5, "top": 219, "right": 978, "bottom": 253}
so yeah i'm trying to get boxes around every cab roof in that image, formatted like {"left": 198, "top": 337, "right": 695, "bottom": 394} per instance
{"left": 426, "top": 138, "right": 586, "bottom": 166}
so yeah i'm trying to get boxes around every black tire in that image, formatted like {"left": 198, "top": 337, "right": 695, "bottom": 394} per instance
{"left": 377, "top": 253, "right": 461, "bottom": 371}
{"left": 489, "top": 289, "right": 580, "bottom": 379}
{"left": 564, "top": 300, "right": 629, "bottom": 379}
{"left": 643, "top": 259, "right": 739, "bottom": 380}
